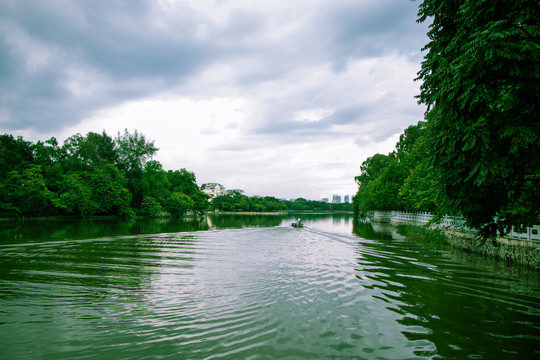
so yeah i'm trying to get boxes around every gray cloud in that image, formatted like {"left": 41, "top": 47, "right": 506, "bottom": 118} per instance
{"left": 1, "top": 0, "right": 219, "bottom": 130}
{"left": 0, "top": 0, "right": 429, "bottom": 199}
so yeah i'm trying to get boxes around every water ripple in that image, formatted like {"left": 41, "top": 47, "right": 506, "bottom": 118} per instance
{"left": 1, "top": 219, "right": 538, "bottom": 359}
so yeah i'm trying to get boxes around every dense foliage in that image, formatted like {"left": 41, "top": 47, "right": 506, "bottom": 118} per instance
{"left": 355, "top": 0, "right": 540, "bottom": 238}
{"left": 353, "top": 122, "right": 436, "bottom": 214}
{"left": 0, "top": 130, "right": 210, "bottom": 217}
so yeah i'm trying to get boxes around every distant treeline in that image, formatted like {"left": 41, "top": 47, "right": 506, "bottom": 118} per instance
{"left": 0, "top": 130, "right": 351, "bottom": 218}
{"left": 210, "top": 191, "right": 352, "bottom": 212}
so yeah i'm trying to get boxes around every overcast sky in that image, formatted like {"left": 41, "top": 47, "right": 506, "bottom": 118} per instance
{"left": 0, "top": 0, "right": 430, "bottom": 200}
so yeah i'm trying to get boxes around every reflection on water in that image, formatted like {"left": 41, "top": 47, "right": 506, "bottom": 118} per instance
{"left": 0, "top": 216, "right": 211, "bottom": 244}
{"left": 0, "top": 213, "right": 538, "bottom": 359}
{"left": 353, "top": 217, "right": 395, "bottom": 240}
{"left": 207, "top": 213, "right": 286, "bottom": 229}
{"left": 0, "top": 213, "right": 301, "bottom": 245}
{"left": 352, "top": 217, "right": 540, "bottom": 359}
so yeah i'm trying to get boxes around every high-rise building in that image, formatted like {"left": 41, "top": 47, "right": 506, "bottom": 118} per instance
{"left": 344, "top": 195, "right": 350, "bottom": 203}
{"left": 322, "top": 198, "right": 329, "bottom": 203}
{"left": 332, "top": 195, "right": 342, "bottom": 204}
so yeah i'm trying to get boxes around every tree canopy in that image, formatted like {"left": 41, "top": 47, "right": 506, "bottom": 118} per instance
{"left": 0, "top": 129, "right": 209, "bottom": 218}
{"left": 354, "top": 0, "right": 539, "bottom": 239}
{"left": 416, "top": 0, "right": 540, "bottom": 237}
{"left": 353, "top": 122, "right": 435, "bottom": 214}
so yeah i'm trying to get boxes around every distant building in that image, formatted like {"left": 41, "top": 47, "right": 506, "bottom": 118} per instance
{"left": 322, "top": 198, "right": 329, "bottom": 203}
{"left": 201, "top": 183, "right": 226, "bottom": 198}
{"left": 344, "top": 195, "right": 350, "bottom": 203}
{"left": 332, "top": 195, "right": 342, "bottom": 204}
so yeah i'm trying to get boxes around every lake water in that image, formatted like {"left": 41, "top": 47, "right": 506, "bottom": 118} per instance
{"left": 1, "top": 214, "right": 538, "bottom": 359}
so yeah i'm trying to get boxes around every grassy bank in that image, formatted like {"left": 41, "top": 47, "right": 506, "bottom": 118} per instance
{"left": 396, "top": 224, "right": 447, "bottom": 249}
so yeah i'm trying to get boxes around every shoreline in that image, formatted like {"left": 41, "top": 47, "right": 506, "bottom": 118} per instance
{"left": 368, "top": 215, "right": 539, "bottom": 270}
{"left": 207, "top": 211, "right": 288, "bottom": 215}
{"left": 1, "top": 210, "right": 355, "bottom": 221}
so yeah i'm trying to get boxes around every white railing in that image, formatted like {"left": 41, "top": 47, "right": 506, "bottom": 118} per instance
{"left": 371, "top": 211, "right": 540, "bottom": 242}
{"left": 507, "top": 225, "right": 540, "bottom": 242}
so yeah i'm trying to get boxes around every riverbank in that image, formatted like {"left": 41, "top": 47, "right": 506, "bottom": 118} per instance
{"left": 208, "top": 211, "right": 288, "bottom": 215}
{"left": 369, "top": 214, "right": 539, "bottom": 270}
{"left": 1, "top": 209, "right": 354, "bottom": 221}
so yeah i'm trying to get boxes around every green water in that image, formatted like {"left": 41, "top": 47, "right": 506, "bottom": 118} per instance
{"left": 0, "top": 214, "right": 538, "bottom": 359}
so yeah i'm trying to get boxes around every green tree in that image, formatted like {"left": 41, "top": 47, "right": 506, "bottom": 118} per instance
{"left": 167, "top": 169, "right": 200, "bottom": 195}
{"left": 0, "top": 134, "right": 34, "bottom": 178}
{"left": 331, "top": 202, "right": 352, "bottom": 212}
{"left": 400, "top": 162, "right": 437, "bottom": 212}
{"left": 360, "top": 159, "right": 407, "bottom": 212}
{"left": 115, "top": 129, "right": 157, "bottom": 173}
{"left": 88, "top": 164, "right": 133, "bottom": 216}
{"left": 141, "top": 160, "right": 170, "bottom": 205}
{"left": 59, "top": 173, "right": 97, "bottom": 217}
{"left": 115, "top": 129, "right": 158, "bottom": 208}
{"left": 355, "top": 154, "right": 394, "bottom": 188}
{"left": 289, "top": 198, "right": 309, "bottom": 211}
{"left": 211, "top": 193, "right": 242, "bottom": 211}
{"left": 166, "top": 169, "right": 209, "bottom": 213}
{"left": 59, "top": 165, "right": 133, "bottom": 217}
{"left": 354, "top": 154, "right": 399, "bottom": 213}
{"left": 395, "top": 122, "right": 425, "bottom": 167}
{"left": 0, "top": 130, "right": 213, "bottom": 219}
{"left": 33, "top": 137, "right": 62, "bottom": 167}
{"left": 33, "top": 137, "right": 65, "bottom": 194}
{"left": 395, "top": 122, "right": 437, "bottom": 212}
{"left": 62, "top": 131, "right": 117, "bottom": 172}
{"left": 416, "top": 0, "right": 540, "bottom": 237}
{"left": 141, "top": 196, "right": 164, "bottom": 217}
{"left": 1, "top": 165, "right": 56, "bottom": 216}
{"left": 190, "top": 191, "right": 210, "bottom": 214}
{"left": 166, "top": 192, "right": 194, "bottom": 218}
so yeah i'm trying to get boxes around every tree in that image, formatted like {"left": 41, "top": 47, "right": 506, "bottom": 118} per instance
{"left": 166, "top": 168, "right": 209, "bottom": 213}
{"left": 59, "top": 173, "right": 97, "bottom": 217}
{"left": 33, "top": 137, "right": 62, "bottom": 167}
{"left": 114, "top": 129, "right": 158, "bottom": 208}
{"left": 355, "top": 154, "right": 394, "bottom": 188}
{"left": 400, "top": 162, "right": 437, "bottom": 212}
{"left": 190, "top": 191, "right": 210, "bottom": 214}
{"left": 115, "top": 129, "right": 158, "bottom": 173}
{"left": 395, "top": 122, "right": 426, "bottom": 167}
{"left": 141, "top": 196, "right": 163, "bottom": 217}
{"left": 88, "top": 164, "right": 133, "bottom": 216}
{"left": 33, "top": 138, "right": 65, "bottom": 194}
{"left": 0, "top": 130, "right": 212, "bottom": 218}
{"left": 167, "top": 169, "right": 199, "bottom": 195}
{"left": 141, "top": 160, "right": 170, "bottom": 205}
{"left": 416, "top": 0, "right": 540, "bottom": 238}
{"left": 166, "top": 192, "right": 194, "bottom": 218}
{"left": 62, "top": 131, "right": 117, "bottom": 172}
{"left": 289, "top": 198, "right": 309, "bottom": 211}
{"left": 0, "top": 134, "right": 34, "bottom": 178}
{"left": 396, "top": 122, "right": 437, "bottom": 212}
{"left": 1, "top": 165, "right": 56, "bottom": 216}
{"left": 355, "top": 158, "right": 407, "bottom": 212}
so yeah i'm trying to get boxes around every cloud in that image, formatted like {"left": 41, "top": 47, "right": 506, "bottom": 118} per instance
{"left": 0, "top": 0, "right": 429, "bottom": 199}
